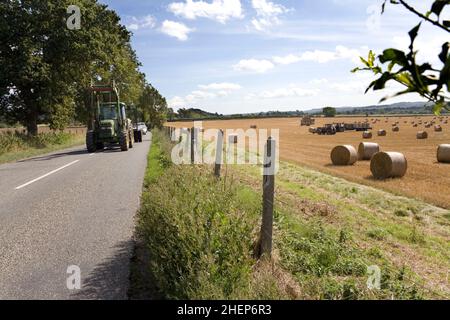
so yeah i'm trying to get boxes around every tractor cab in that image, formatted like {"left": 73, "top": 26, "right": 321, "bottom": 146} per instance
{"left": 86, "top": 81, "right": 134, "bottom": 152}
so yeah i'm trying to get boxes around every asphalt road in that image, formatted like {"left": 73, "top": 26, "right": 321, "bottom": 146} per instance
{"left": 0, "top": 133, "right": 152, "bottom": 300}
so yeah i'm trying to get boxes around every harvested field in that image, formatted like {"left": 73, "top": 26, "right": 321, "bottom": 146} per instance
{"left": 169, "top": 116, "right": 450, "bottom": 208}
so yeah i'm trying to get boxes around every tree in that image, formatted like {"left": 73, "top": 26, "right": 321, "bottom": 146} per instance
{"left": 0, "top": 0, "right": 147, "bottom": 134}
{"left": 323, "top": 106, "right": 337, "bottom": 117}
{"left": 353, "top": 0, "right": 449, "bottom": 114}
{"left": 138, "top": 84, "right": 168, "bottom": 129}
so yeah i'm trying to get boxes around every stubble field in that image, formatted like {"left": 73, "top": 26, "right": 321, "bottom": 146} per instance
{"left": 170, "top": 115, "right": 450, "bottom": 209}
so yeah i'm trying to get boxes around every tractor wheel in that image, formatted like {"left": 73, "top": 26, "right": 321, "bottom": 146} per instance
{"left": 86, "top": 131, "right": 96, "bottom": 153}
{"left": 120, "top": 131, "right": 129, "bottom": 151}
{"left": 129, "top": 131, "right": 133, "bottom": 149}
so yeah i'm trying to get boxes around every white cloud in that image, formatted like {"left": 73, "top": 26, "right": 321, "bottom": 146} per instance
{"left": 252, "top": 87, "right": 318, "bottom": 99}
{"left": 391, "top": 34, "right": 447, "bottom": 66}
{"left": 160, "top": 20, "right": 194, "bottom": 41}
{"left": 169, "top": 83, "right": 242, "bottom": 108}
{"left": 330, "top": 81, "right": 366, "bottom": 92}
{"left": 198, "top": 82, "right": 242, "bottom": 90}
{"left": 233, "top": 59, "right": 275, "bottom": 73}
{"left": 186, "top": 90, "right": 217, "bottom": 101}
{"left": 251, "top": 0, "right": 289, "bottom": 31}
{"left": 168, "top": 0, "right": 244, "bottom": 24}
{"left": 271, "top": 45, "right": 366, "bottom": 66}
{"left": 128, "top": 24, "right": 139, "bottom": 31}
{"left": 169, "top": 96, "right": 186, "bottom": 108}
{"left": 126, "top": 15, "right": 156, "bottom": 31}
{"left": 309, "top": 78, "right": 329, "bottom": 85}
{"left": 272, "top": 54, "right": 302, "bottom": 65}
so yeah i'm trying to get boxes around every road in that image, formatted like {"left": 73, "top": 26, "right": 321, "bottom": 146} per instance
{"left": 0, "top": 133, "right": 151, "bottom": 299}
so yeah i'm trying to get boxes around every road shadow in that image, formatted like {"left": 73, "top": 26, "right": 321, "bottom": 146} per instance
{"left": 17, "top": 149, "right": 89, "bottom": 162}
{"left": 71, "top": 240, "right": 134, "bottom": 300}
{"left": 71, "top": 238, "right": 162, "bottom": 300}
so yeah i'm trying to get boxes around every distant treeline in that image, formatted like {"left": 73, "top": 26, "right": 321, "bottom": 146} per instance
{"left": 167, "top": 104, "right": 447, "bottom": 122}
{"left": 168, "top": 108, "right": 305, "bottom": 122}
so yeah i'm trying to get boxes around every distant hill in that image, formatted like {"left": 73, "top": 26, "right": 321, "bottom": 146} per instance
{"left": 305, "top": 101, "right": 438, "bottom": 115}
{"left": 174, "top": 108, "right": 222, "bottom": 120}
{"left": 169, "top": 102, "right": 447, "bottom": 122}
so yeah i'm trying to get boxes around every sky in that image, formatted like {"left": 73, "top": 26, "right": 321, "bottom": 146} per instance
{"left": 100, "top": 0, "right": 449, "bottom": 114}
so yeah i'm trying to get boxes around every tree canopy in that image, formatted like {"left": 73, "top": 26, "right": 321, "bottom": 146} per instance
{"left": 323, "top": 106, "right": 337, "bottom": 118}
{"left": 0, "top": 0, "right": 164, "bottom": 134}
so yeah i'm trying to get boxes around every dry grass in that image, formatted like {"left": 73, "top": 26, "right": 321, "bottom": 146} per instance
{"left": 170, "top": 116, "right": 450, "bottom": 208}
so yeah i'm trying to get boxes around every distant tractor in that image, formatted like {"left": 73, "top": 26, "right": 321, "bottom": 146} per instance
{"left": 316, "top": 124, "right": 337, "bottom": 135}
{"left": 86, "top": 81, "right": 134, "bottom": 152}
{"left": 354, "top": 122, "right": 372, "bottom": 132}
{"left": 301, "top": 115, "right": 316, "bottom": 126}
{"left": 334, "top": 123, "right": 345, "bottom": 133}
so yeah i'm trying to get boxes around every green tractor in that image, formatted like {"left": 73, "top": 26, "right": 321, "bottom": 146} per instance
{"left": 86, "top": 81, "right": 134, "bottom": 152}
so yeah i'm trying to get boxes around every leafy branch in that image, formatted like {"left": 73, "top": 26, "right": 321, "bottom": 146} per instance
{"left": 354, "top": 0, "right": 450, "bottom": 114}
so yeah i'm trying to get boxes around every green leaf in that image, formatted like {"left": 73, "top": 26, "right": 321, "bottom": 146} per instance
{"left": 433, "top": 100, "right": 445, "bottom": 115}
{"left": 380, "top": 88, "right": 414, "bottom": 102}
{"left": 430, "top": 0, "right": 449, "bottom": 17}
{"left": 439, "top": 42, "right": 450, "bottom": 64}
{"left": 408, "top": 23, "right": 422, "bottom": 50}
{"left": 440, "top": 52, "right": 450, "bottom": 91}
{"left": 395, "top": 72, "right": 414, "bottom": 87}
{"left": 373, "top": 72, "right": 393, "bottom": 91}
{"left": 379, "top": 49, "right": 408, "bottom": 67}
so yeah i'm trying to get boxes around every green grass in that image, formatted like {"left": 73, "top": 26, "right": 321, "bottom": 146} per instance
{"left": 231, "top": 161, "right": 450, "bottom": 299}
{"left": 132, "top": 131, "right": 449, "bottom": 300}
{"left": 134, "top": 130, "right": 290, "bottom": 300}
{"left": 0, "top": 132, "right": 85, "bottom": 164}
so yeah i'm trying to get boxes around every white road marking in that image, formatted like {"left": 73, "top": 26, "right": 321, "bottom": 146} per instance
{"left": 15, "top": 160, "right": 80, "bottom": 190}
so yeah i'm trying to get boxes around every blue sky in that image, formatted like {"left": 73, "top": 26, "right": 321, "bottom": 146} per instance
{"left": 100, "top": 0, "right": 449, "bottom": 114}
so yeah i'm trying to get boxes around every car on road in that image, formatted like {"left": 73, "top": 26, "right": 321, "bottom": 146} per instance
{"left": 136, "top": 122, "right": 148, "bottom": 135}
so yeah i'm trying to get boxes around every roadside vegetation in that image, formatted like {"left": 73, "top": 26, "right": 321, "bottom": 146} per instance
{"left": 131, "top": 129, "right": 450, "bottom": 300}
{"left": 0, "top": 131, "right": 84, "bottom": 164}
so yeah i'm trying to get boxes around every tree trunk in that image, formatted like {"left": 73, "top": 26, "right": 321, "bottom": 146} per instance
{"left": 26, "top": 109, "right": 38, "bottom": 136}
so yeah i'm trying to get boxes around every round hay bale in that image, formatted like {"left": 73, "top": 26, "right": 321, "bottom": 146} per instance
{"left": 417, "top": 131, "right": 428, "bottom": 139}
{"left": 362, "top": 131, "right": 373, "bottom": 139}
{"left": 392, "top": 126, "right": 400, "bottom": 132}
{"left": 435, "top": 125, "right": 443, "bottom": 132}
{"left": 371, "top": 152, "right": 407, "bottom": 179}
{"left": 331, "top": 145, "right": 357, "bottom": 166}
{"left": 358, "top": 142, "right": 380, "bottom": 161}
{"left": 413, "top": 123, "right": 418, "bottom": 127}
{"left": 437, "top": 144, "right": 450, "bottom": 163}
{"left": 378, "top": 129, "right": 387, "bottom": 136}
{"left": 309, "top": 127, "right": 316, "bottom": 134}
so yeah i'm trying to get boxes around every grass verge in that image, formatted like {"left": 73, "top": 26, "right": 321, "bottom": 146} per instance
{"left": 0, "top": 132, "right": 85, "bottom": 164}
{"left": 130, "top": 130, "right": 449, "bottom": 300}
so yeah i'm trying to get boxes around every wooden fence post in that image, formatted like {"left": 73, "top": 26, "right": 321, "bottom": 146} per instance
{"left": 214, "top": 129, "right": 224, "bottom": 178}
{"left": 258, "top": 137, "right": 276, "bottom": 259}
{"left": 190, "top": 127, "right": 196, "bottom": 164}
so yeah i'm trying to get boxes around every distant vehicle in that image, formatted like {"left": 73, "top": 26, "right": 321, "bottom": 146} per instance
{"left": 136, "top": 122, "right": 148, "bottom": 135}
